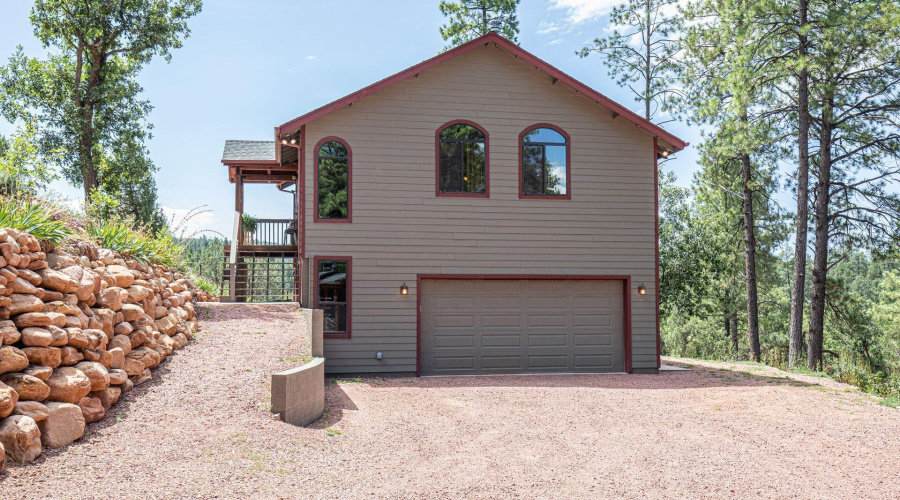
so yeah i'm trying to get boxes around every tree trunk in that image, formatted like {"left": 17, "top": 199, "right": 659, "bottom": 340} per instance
{"left": 789, "top": 0, "right": 810, "bottom": 369}
{"left": 741, "top": 153, "right": 761, "bottom": 362}
{"left": 730, "top": 312, "right": 739, "bottom": 354}
{"left": 808, "top": 101, "right": 833, "bottom": 371}
{"left": 79, "top": 104, "right": 99, "bottom": 202}
{"left": 644, "top": 0, "right": 652, "bottom": 120}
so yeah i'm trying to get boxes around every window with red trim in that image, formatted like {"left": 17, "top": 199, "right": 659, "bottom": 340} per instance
{"left": 316, "top": 258, "right": 350, "bottom": 337}
{"left": 438, "top": 123, "right": 487, "bottom": 195}
{"left": 316, "top": 140, "right": 350, "bottom": 220}
{"left": 521, "top": 126, "right": 568, "bottom": 197}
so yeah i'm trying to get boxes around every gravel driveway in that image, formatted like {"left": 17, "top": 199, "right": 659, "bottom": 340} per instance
{"left": 3, "top": 304, "right": 899, "bottom": 499}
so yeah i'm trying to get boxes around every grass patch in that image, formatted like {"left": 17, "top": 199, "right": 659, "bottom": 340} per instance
{"left": 277, "top": 355, "right": 311, "bottom": 365}
{"left": 880, "top": 396, "right": 900, "bottom": 408}
{"left": 0, "top": 196, "right": 72, "bottom": 244}
{"left": 243, "top": 330, "right": 266, "bottom": 335}
{"left": 325, "top": 428, "right": 342, "bottom": 437}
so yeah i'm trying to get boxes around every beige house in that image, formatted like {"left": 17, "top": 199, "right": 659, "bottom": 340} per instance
{"left": 221, "top": 32, "right": 688, "bottom": 375}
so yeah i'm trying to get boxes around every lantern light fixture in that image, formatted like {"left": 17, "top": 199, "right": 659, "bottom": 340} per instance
{"left": 400, "top": 283, "right": 409, "bottom": 295}
{"left": 638, "top": 283, "right": 647, "bottom": 295}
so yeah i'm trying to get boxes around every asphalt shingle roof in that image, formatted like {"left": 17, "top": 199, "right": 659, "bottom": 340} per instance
{"left": 222, "top": 140, "right": 276, "bottom": 162}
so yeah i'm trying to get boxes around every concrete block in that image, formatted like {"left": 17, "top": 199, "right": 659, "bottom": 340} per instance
{"left": 271, "top": 357, "right": 324, "bottom": 427}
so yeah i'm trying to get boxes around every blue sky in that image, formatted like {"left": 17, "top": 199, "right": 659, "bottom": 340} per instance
{"left": 0, "top": 0, "right": 698, "bottom": 237}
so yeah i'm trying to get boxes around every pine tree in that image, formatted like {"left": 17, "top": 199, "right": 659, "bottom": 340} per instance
{"left": 439, "top": 0, "right": 520, "bottom": 49}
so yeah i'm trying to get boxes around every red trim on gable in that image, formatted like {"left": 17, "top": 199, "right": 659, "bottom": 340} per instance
{"left": 414, "top": 274, "right": 633, "bottom": 376}
{"left": 434, "top": 119, "right": 490, "bottom": 198}
{"left": 276, "top": 32, "right": 687, "bottom": 152}
{"left": 313, "top": 136, "right": 353, "bottom": 224}
{"left": 314, "top": 255, "right": 352, "bottom": 340}
{"left": 518, "top": 123, "right": 572, "bottom": 200}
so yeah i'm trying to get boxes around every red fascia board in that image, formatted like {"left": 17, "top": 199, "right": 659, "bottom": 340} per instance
{"left": 275, "top": 32, "right": 688, "bottom": 152}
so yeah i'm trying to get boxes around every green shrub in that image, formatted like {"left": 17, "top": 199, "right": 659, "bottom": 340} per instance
{"left": 190, "top": 274, "right": 219, "bottom": 296}
{"left": 86, "top": 218, "right": 183, "bottom": 266}
{"left": 0, "top": 196, "right": 72, "bottom": 244}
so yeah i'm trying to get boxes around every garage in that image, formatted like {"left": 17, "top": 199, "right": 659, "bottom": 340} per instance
{"left": 419, "top": 278, "right": 627, "bottom": 375}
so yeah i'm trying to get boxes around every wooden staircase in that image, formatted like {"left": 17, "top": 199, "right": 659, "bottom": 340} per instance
{"left": 221, "top": 245, "right": 299, "bottom": 303}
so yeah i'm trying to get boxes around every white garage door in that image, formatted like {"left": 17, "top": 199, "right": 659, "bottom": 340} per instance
{"left": 420, "top": 279, "right": 625, "bottom": 375}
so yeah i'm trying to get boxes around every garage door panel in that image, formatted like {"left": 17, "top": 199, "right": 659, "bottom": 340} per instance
{"left": 481, "top": 334, "right": 522, "bottom": 348}
{"left": 528, "top": 355, "right": 569, "bottom": 369}
{"left": 421, "top": 279, "right": 624, "bottom": 375}
{"left": 481, "top": 314, "right": 521, "bottom": 328}
{"left": 481, "top": 356, "right": 523, "bottom": 369}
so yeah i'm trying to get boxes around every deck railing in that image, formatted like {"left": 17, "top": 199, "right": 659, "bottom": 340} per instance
{"left": 241, "top": 218, "right": 296, "bottom": 246}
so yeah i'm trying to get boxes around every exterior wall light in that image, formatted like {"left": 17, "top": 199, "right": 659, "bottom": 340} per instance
{"left": 400, "top": 283, "right": 409, "bottom": 295}
{"left": 638, "top": 284, "right": 647, "bottom": 295}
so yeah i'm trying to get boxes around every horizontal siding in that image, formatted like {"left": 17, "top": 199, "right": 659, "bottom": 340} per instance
{"left": 301, "top": 44, "right": 659, "bottom": 374}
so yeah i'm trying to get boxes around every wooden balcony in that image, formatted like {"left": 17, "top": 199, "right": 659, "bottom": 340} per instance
{"left": 239, "top": 218, "right": 296, "bottom": 247}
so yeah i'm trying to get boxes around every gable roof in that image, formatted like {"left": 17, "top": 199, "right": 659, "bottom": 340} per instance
{"left": 222, "top": 140, "right": 276, "bottom": 162}
{"left": 275, "top": 32, "right": 688, "bottom": 153}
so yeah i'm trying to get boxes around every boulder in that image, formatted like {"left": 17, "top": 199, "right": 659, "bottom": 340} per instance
{"left": 12, "top": 401, "right": 49, "bottom": 422}
{"left": 0, "top": 381, "right": 18, "bottom": 418}
{"left": 124, "top": 286, "right": 150, "bottom": 304}
{"left": 118, "top": 378, "right": 134, "bottom": 394}
{"left": 90, "top": 386, "right": 120, "bottom": 410}
{"left": 0, "top": 320, "right": 20, "bottom": 345}
{"left": 106, "top": 265, "right": 134, "bottom": 288}
{"left": 59, "top": 346, "right": 84, "bottom": 365}
{"left": 128, "top": 330, "right": 148, "bottom": 349}
{"left": 42, "top": 300, "right": 81, "bottom": 316}
{"left": 21, "top": 327, "right": 53, "bottom": 347}
{"left": 46, "top": 251, "right": 78, "bottom": 270}
{"left": 45, "top": 366, "right": 92, "bottom": 404}
{"left": 0, "top": 373, "right": 50, "bottom": 402}
{"left": 123, "top": 357, "right": 145, "bottom": 377}
{"left": 12, "top": 401, "right": 50, "bottom": 422}
{"left": 47, "top": 325, "right": 69, "bottom": 347}
{"left": 128, "top": 346, "right": 160, "bottom": 370}
{"left": 120, "top": 304, "right": 144, "bottom": 322}
{"left": 23, "top": 365, "right": 52, "bottom": 382}
{"left": 13, "top": 312, "right": 53, "bottom": 328}
{"left": 65, "top": 327, "right": 90, "bottom": 349}
{"left": 77, "top": 396, "right": 105, "bottom": 424}
{"left": 132, "top": 368, "right": 152, "bottom": 386}
{"left": 95, "top": 287, "right": 125, "bottom": 311}
{"left": 47, "top": 312, "right": 67, "bottom": 328}
{"left": 9, "top": 293, "right": 44, "bottom": 315}
{"left": 0, "top": 415, "right": 41, "bottom": 462}
{"left": 155, "top": 314, "right": 178, "bottom": 336}
{"left": 21, "top": 347, "right": 62, "bottom": 368}
{"left": 107, "top": 335, "right": 132, "bottom": 355}
{"left": 171, "top": 332, "right": 188, "bottom": 350}
{"left": 0, "top": 346, "right": 29, "bottom": 375}
{"left": 36, "top": 268, "right": 79, "bottom": 294}
{"left": 83, "top": 329, "right": 108, "bottom": 351}
{"left": 74, "top": 361, "right": 109, "bottom": 392}
{"left": 10, "top": 277, "right": 39, "bottom": 295}
{"left": 38, "top": 402, "right": 85, "bottom": 448}
{"left": 107, "top": 368, "right": 128, "bottom": 385}
{"left": 108, "top": 347, "right": 125, "bottom": 370}
{"left": 113, "top": 321, "right": 134, "bottom": 335}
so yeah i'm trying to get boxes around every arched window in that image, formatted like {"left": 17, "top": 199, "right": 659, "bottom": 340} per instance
{"left": 315, "top": 138, "right": 351, "bottom": 221}
{"left": 437, "top": 121, "right": 488, "bottom": 196}
{"left": 520, "top": 125, "right": 569, "bottom": 198}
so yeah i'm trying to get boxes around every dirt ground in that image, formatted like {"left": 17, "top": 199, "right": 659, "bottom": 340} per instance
{"left": 3, "top": 304, "right": 899, "bottom": 499}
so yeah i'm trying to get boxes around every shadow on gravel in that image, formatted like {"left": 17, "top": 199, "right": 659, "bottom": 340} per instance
{"left": 310, "top": 383, "right": 359, "bottom": 428}
{"left": 348, "top": 365, "right": 819, "bottom": 392}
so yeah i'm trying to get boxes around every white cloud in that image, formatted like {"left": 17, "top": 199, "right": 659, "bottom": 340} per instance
{"left": 537, "top": 21, "right": 562, "bottom": 35}
{"left": 547, "top": 38, "right": 565, "bottom": 45}
{"left": 161, "top": 206, "right": 217, "bottom": 237}
{"left": 306, "top": 55, "right": 316, "bottom": 60}
{"left": 549, "top": 0, "right": 620, "bottom": 24}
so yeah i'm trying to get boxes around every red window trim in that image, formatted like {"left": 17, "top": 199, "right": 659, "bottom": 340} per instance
{"left": 313, "top": 136, "right": 352, "bottom": 223}
{"left": 435, "top": 119, "right": 490, "bottom": 198}
{"left": 415, "top": 274, "right": 632, "bottom": 376}
{"left": 313, "top": 255, "right": 352, "bottom": 339}
{"left": 518, "top": 123, "right": 572, "bottom": 200}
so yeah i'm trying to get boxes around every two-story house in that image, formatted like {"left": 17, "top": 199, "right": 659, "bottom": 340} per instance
{"left": 221, "top": 32, "right": 688, "bottom": 376}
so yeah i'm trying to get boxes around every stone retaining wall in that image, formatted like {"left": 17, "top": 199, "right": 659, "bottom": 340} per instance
{"left": 0, "top": 228, "right": 205, "bottom": 471}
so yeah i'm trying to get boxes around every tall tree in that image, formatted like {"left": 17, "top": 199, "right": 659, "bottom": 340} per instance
{"left": 578, "top": 0, "right": 681, "bottom": 121}
{"left": 788, "top": 0, "right": 812, "bottom": 369}
{"left": 439, "top": 0, "right": 520, "bottom": 49}
{"left": 806, "top": 0, "right": 900, "bottom": 370}
{"left": 0, "top": 0, "right": 202, "bottom": 203}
